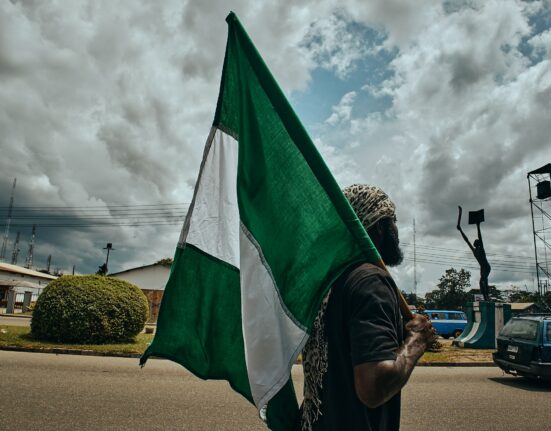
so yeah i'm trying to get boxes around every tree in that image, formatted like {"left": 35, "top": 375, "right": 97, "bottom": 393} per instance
{"left": 401, "top": 291, "right": 420, "bottom": 307}
{"left": 96, "top": 263, "right": 107, "bottom": 276}
{"left": 508, "top": 289, "right": 539, "bottom": 303}
{"left": 155, "top": 257, "right": 173, "bottom": 267}
{"left": 424, "top": 268, "right": 471, "bottom": 310}
{"left": 467, "top": 285, "right": 504, "bottom": 302}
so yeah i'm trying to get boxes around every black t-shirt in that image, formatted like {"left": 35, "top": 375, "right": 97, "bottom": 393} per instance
{"left": 310, "top": 262, "right": 404, "bottom": 431}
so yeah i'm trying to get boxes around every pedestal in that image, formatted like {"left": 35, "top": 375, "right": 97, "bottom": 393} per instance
{"left": 453, "top": 302, "right": 511, "bottom": 349}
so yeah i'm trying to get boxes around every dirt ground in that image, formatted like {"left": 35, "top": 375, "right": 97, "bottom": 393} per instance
{"left": 420, "top": 338, "right": 494, "bottom": 363}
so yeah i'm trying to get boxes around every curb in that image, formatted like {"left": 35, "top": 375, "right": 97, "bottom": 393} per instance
{"left": 0, "top": 345, "right": 497, "bottom": 366}
{"left": 1, "top": 314, "right": 32, "bottom": 319}
{"left": 418, "top": 361, "right": 495, "bottom": 367}
{"left": 0, "top": 345, "right": 141, "bottom": 359}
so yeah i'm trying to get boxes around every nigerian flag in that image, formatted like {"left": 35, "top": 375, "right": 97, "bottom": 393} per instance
{"left": 140, "top": 12, "right": 381, "bottom": 430}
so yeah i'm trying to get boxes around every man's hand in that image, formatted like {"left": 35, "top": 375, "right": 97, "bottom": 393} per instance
{"left": 354, "top": 314, "right": 437, "bottom": 409}
{"left": 405, "top": 314, "right": 437, "bottom": 349}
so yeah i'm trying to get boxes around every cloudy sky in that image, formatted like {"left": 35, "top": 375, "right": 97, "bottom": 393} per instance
{"left": 1, "top": 0, "right": 550, "bottom": 295}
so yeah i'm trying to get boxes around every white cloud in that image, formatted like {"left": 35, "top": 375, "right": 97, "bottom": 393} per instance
{"left": 325, "top": 91, "right": 357, "bottom": 125}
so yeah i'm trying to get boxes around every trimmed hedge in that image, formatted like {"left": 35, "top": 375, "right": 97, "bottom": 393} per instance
{"left": 31, "top": 275, "right": 149, "bottom": 344}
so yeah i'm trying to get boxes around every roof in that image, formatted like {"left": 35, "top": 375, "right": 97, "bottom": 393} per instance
{"left": 0, "top": 262, "right": 57, "bottom": 280}
{"left": 528, "top": 163, "right": 551, "bottom": 175}
{"left": 510, "top": 302, "right": 537, "bottom": 310}
{"left": 513, "top": 314, "right": 551, "bottom": 321}
{"left": 109, "top": 262, "right": 169, "bottom": 276}
{"left": 0, "top": 279, "right": 44, "bottom": 289}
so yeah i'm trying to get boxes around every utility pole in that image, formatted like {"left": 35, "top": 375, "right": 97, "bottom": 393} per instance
{"left": 46, "top": 255, "right": 52, "bottom": 273}
{"left": 101, "top": 243, "right": 115, "bottom": 275}
{"left": 25, "top": 224, "right": 36, "bottom": 269}
{"left": 1, "top": 178, "right": 17, "bottom": 262}
{"left": 413, "top": 218, "right": 417, "bottom": 298}
{"left": 11, "top": 231, "right": 20, "bottom": 265}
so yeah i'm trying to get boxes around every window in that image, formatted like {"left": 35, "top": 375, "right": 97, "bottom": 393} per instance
{"left": 448, "top": 313, "right": 462, "bottom": 320}
{"left": 500, "top": 319, "right": 539, "bottom": 340}
{"left": 546, "top": 323, "right": 551, "bottom": 341}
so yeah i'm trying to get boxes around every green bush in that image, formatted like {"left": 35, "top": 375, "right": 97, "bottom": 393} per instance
{"left": 31, "top": 275, "right": 149, "bottom": 344}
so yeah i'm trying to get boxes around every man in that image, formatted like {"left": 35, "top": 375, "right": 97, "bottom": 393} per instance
{"left": 299, "top": 184, "right": 436, "bottom": 431}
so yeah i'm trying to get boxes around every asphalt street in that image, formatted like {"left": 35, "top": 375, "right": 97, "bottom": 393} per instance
{"left": 1, "top": 351, "right": 550, "bottom": 430}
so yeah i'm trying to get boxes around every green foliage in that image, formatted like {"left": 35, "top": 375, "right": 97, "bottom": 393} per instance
{"left": 508, "top": 287, "right": 540, "bottom": 303}
{"left": 155, "top": 258, "right": 173, "bottom": 267}
{"left": 468, "top": 285, "right": 504, "bottom": 302}
{"left": 96, "top": 263, "right": 107, "bottom": 275}
{"left": 425, "top": 268, "right": 471, "bottom": 310}
{"left": 31, "top": 275, "right": 149, "bottom": 344}
{"left": 401, "top": 291, "right": 423, "bottom": 307}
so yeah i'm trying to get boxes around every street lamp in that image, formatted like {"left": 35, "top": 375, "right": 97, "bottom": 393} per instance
{"left": 102, "top": 243, "right": 115, "bottom": 275}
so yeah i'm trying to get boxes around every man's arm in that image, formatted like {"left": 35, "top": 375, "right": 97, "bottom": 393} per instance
{"left": 353, "top": 314, "right": 435, "bottom": 409}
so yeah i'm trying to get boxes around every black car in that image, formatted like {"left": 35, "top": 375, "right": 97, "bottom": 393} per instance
{"left": 493, "top": 314, "right": 551, "bottom": 381}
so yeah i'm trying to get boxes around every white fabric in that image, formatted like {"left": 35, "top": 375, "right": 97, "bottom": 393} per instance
{"left": 181, "top": 126, "right": 306, "bottom": 409}
{"left": 184, "top": 128, "right": 240, "bottom": 269}
{"left": 240, "top": 223, "right": 308, "bottom": 408}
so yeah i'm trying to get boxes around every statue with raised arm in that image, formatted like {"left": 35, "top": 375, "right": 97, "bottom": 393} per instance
{"left": 457, "top": 206, "right": 492, "bottom": 302}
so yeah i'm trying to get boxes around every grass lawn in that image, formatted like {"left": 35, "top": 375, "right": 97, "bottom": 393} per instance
{"left": 420, "top": 339, "right": 494, "bottom": 363}
{"left": 0, "top": 325, "right": 154, "bottom": 355}
{"left": 0, "top": 325, "right": 494, "bottom": 363}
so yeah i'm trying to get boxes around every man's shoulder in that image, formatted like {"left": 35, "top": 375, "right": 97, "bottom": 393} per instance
{"left": 344, "top": 262, "right": 393, "bottom": 284}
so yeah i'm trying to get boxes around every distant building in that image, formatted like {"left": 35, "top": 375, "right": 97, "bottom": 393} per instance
{"left": 0, "top": 262, "right": 57, "bottom": 307}
{"left": 510, "top": 302, "right": 546, "bottom": 316}
{"left": 110, "top": 263, "right": 170, "bottom": 322}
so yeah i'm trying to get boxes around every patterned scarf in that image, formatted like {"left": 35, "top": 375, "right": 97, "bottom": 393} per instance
{"left": 300, "top": 184, "right": 396, "bottom": 430}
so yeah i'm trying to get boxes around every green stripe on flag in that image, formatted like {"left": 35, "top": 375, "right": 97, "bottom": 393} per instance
{"left": 215, "top": 13, "right": 379, "bottom": 328}
{"left": 141, "top": 244, "right": 252, "bottom": 402}
{"left": 141, "top": 11, "right": 383, "bottom": 431}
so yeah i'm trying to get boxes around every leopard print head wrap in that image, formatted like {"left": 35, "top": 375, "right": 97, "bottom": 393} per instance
{"left": 342, "top": 184, "right": 396, "bottom": 231}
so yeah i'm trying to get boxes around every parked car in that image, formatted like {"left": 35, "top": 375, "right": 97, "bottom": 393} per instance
{"left": 493, "top": 314, "right": 551, "bottom": 381}
{"left": 420, "top": 309, "right": 467, "bottom": 339}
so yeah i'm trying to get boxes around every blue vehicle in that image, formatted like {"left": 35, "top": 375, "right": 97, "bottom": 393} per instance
{"left": 493, "top": 314, "right": 551, "bottom": 381}
{"left": 422, "top": 309, "right": 467, "bottom": 339}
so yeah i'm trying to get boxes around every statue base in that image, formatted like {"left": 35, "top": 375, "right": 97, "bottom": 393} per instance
{"left": 452, "top": 302, "right": 511, "bottom": 349}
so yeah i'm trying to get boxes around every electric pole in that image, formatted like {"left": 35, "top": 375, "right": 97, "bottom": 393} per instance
{"left": 11, "top": 231, "right": 20, "bottom": 265}
{"left": 1, "top": 178, "right": 16, "bottom": 262}
{"left": 413, "top": 218, "right": 417, "bottom": 298}
{"left": 100, "top": 243, "right": 115, "bottom": 275}
{"left": 25, "top": 224, "right": 36, "bottom": 269}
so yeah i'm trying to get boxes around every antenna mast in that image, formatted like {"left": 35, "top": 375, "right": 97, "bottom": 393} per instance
{"left": 0, "top": 178, "right": 16, "bottom": 261}
{"left": 11, "top": 231, "right": 20, "bottom": 265}
{"left": 413, "top": 218, "right": 417, "bottom": 298}
{"left": 25, "top": 224, "right": 36, "bottom": 269}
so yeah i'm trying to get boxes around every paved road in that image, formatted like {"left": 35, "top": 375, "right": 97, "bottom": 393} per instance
{"left": 1, "top": 351, "right": 550, "bottom": 430}
{"left": 0, "top": 315, "right": 31, "bottom": 327}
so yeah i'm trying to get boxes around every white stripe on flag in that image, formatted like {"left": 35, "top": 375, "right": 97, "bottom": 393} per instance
{"left": 182, "top": 126, "right": 308, "bottom": 410}
{"left": 184, "top": 128, "right": 240, "bottom": 268}
{"left": 240, "top": 223, "right": 308, "bottom": 408}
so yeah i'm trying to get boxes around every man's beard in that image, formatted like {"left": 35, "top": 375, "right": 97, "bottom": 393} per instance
{"left": 379, "top": 223, "right": 403, "bottom": 267}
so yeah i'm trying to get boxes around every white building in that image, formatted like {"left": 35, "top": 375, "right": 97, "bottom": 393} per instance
{"left": 110, "top": 263, "right": 171, "bottom": 321}
{"left": 0, "top": 262, "right": 57, "bottom": 306}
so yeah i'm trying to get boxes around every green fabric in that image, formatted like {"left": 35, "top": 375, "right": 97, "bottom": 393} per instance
{"left": 142, "top": 12, "right": 383, "bottom": 431}
{"left": 215, "top": 12, "right": 380, "bottom": 329}
{"left": 140, "top": 245, "right": 253, "bottom": 403}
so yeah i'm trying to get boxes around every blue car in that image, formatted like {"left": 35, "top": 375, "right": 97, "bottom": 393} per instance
{"left": 422, "top": 309, "right": 467, "bottom": 339}
{"left": 493, "top": 314, "right": 551, "bottom": 381}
